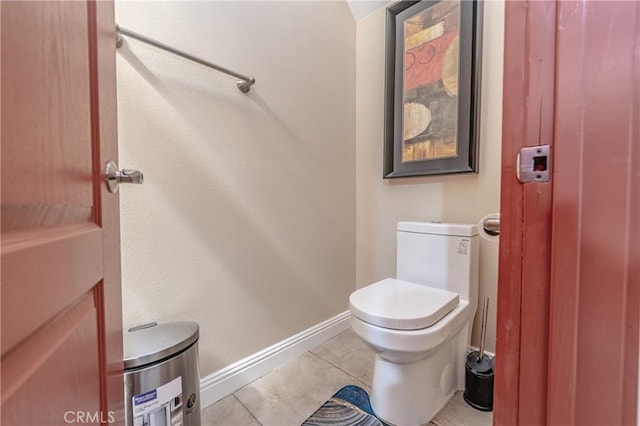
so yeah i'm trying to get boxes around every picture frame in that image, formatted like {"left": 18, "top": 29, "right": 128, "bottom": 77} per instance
{"left": 383, "top": 0, "right": 483, "bottom": 178}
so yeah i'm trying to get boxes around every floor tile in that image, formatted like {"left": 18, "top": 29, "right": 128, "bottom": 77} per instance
{"left": 201, "top": 394, "right": 262, "bottom": 426}
{"left": 310, "top": 328, "right": 375, "bottom": 387}
{"left": 234, "top": 352, "right": 367, "bottom": 426}
{"left": 431, "top": 391, "right": 493, "bottom": 426}
{"left": 201, "top": 327, "right": 492, "bottom": 426}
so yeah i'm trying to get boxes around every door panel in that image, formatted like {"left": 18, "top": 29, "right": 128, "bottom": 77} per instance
{"left": 1, "top": 294, "right": 100, "bottom": 423}
{"left": 547, "top": 1, "right": 639, "bottom": 425}
{"left": 1, "top": 1, "right": 93, "bottom": 211}
{"left": 1, "top": 0, "right": 123, "bottom": 424}
{"left": 1, "top": 225, "right": 103, "bottom": 353}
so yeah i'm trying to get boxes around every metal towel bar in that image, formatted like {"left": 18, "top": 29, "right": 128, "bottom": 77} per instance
{"left": 116, "top": 25, "right": 256, "bottom": 93}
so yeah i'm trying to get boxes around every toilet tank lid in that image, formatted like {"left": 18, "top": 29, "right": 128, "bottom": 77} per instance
{"left": 397, "top": 222, "right": 478, "bottom": 237}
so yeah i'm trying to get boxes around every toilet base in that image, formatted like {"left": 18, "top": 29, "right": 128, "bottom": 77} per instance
{"left": 369, "top": 332, "right": 461, "bottom": 426}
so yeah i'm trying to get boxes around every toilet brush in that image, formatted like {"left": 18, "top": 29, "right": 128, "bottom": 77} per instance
{"left": 477, "top": 297, "right": 490, "bottom": 363}
{"left": 463, "top": 297, "right": 494, "bottom": 411}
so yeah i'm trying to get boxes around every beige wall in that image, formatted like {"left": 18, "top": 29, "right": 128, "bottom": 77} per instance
{"left": 355, "top": 1, "right": 504, "bottom": 352}
{"left": 116, "top": 1, "right": 356, "bottom": 376}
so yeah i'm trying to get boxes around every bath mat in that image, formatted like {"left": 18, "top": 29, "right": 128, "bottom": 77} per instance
{"left": 302, "top": 385, "right": 384, "bottom": 426}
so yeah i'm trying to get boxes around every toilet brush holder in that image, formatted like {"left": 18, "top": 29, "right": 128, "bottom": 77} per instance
{"left": 464, "top": 297, "right": 494, "bottom": 411}
{"left": 463, "top": 352, "right": 494, "bottom": 411}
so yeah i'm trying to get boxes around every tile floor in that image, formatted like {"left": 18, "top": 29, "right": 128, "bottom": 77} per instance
{"left": 201, "top": 328, "right": 493, "bottom": 426}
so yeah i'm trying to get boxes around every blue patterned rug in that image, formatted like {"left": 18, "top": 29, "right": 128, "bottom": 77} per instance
{"left": 302, "top": 385, "right": 384, "bottom": 426}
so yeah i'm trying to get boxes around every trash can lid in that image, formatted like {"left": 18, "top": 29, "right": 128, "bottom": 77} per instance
{"left": 123, "top": 321, "right": 199, "bottom": 370}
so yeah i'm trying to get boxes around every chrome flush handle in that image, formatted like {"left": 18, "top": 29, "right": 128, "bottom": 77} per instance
{"left": 105, "top": 160, "right": 144, "bottom": 193}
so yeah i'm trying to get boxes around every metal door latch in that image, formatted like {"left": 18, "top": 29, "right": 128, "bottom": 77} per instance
{"left": 105, "top": 160, "right": 144, "bottom": 193}
{"left": 517, "top": 145, "right": 551, "bottom": 183}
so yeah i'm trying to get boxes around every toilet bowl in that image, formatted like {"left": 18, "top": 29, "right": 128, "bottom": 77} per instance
{"left": 350, "top": 279, "right": 473, "bottom": 426}
{"left": 349, "top": 222, "right": 479, "bottom": 426}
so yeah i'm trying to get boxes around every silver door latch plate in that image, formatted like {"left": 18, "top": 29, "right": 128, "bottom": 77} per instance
{"left": 517, "top": 145, "right": 551, "bottom": 183}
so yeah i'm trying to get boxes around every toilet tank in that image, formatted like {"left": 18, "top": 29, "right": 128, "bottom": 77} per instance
{"left": 396, "top": 222, "right": 479, "bottom": 304}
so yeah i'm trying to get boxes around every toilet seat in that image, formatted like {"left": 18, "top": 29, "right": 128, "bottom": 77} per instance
{"left": 349, "top": 278, "right": 459, "bottom": 330}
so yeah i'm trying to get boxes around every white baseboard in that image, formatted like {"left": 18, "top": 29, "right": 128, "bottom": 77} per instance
{"left": 199, "top": 310, "right": 352, "bottom": 408}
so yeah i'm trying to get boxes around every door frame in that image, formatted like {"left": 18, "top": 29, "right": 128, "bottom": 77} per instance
{"left": 494, "top": 1, "right": 556, "bottom": 424}
{"left": 494, "top": 1, "right": 639, "bottom": 424}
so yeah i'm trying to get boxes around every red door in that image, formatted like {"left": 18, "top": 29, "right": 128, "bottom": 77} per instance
{"left": 1, "top": 1, "right": 124, "bottom": 424}
{"left": 494, "top": 1, "right": 639, "bottom": 424}
{"left": 546, "top": 1, "right": 639, "bottom": 424}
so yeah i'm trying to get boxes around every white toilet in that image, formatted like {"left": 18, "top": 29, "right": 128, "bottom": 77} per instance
{"left": 349, "top": 222, "right": 479, "bottom": 426}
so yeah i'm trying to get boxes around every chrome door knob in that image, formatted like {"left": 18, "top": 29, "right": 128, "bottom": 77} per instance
{"left": 105, "top": 160, "right": 144, "bottom": 193}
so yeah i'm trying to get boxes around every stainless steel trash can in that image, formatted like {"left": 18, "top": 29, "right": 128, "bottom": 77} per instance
{"left": 124, "top": 321, "right": 201, "bottom": 426}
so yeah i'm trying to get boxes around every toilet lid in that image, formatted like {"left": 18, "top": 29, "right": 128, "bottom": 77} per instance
{"left": 349, "top": 278, "right": 459, "bottom": 330}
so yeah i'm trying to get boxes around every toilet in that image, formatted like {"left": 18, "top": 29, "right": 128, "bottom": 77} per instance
{"left": 349, "top": 222, "right": 479, "bottom": 426}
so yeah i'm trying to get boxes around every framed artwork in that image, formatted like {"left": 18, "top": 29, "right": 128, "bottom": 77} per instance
{"left": 383, "top": 0, "right": 483, "bottom": 178}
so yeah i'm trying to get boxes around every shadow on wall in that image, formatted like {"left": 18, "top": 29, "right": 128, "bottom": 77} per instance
{"left": 117, "top": 44, "right": 340, "bottom": 339}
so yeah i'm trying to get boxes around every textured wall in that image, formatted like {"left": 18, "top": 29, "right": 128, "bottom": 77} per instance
{"left": 354, "top": 1, "right": 504, "bottom": 352}
{"left": 116, "top": 1, "right": 356, "bottom": 376}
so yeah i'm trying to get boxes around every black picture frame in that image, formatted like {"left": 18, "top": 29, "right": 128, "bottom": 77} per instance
{"left": 383, "top": 0, "right": 483, "bottom": 178}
